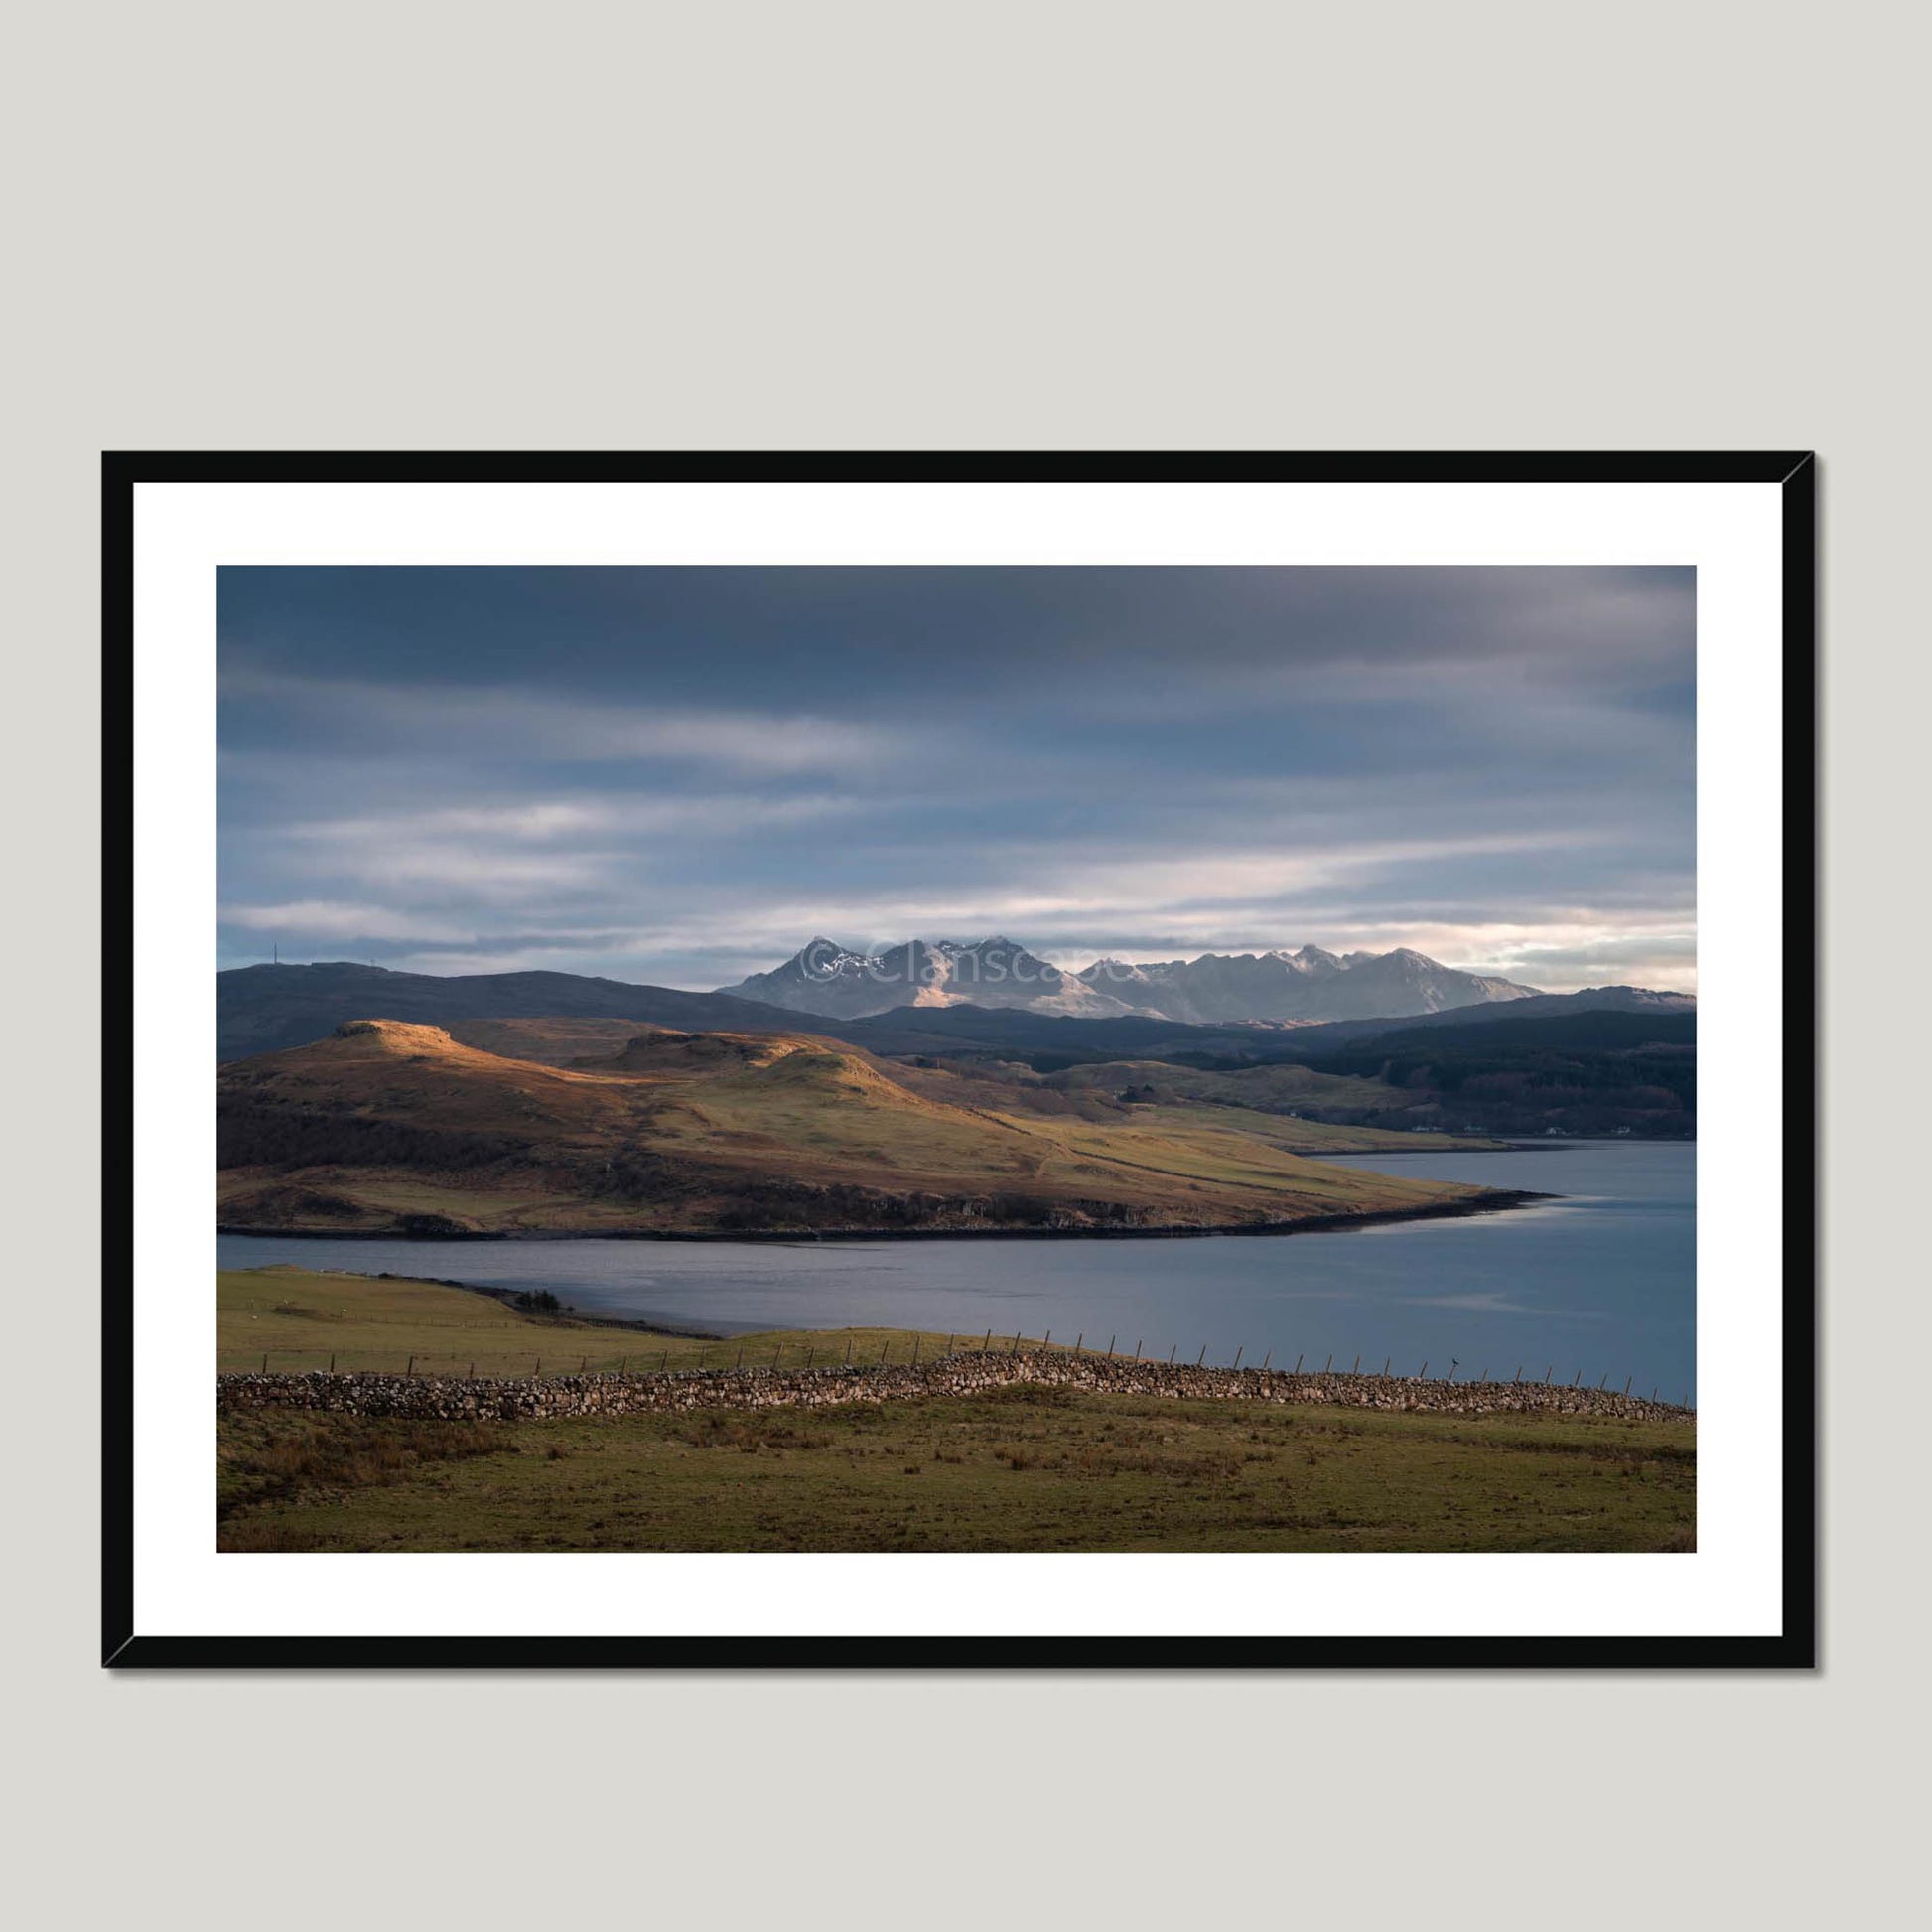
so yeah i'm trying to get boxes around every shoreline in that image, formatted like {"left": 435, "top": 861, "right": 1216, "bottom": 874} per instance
{"left": 1325, "top": 1135, "right": 1694, "bottom": 1155}
{"left": 217, "top": 1186, "right": 1556, "bottom": 1246}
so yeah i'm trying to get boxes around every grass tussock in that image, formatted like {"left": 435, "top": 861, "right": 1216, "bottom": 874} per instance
{"left": 218, "top": 1413, "right": 509, "bottom": 1549}
{"left": 678, "top": 1415, "right": 835, "bottom": 1454}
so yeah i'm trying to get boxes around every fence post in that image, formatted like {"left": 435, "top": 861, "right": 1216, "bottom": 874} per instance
{"left": 1169, "top": 1344, "right": 1176, "bottom": 1363}
{"left": 406, "top": 1355, "right": 414, "bottom": 1377}
{"left": 1382, "top": 1357, "right": 1390, "bottom": 1378}
{"left": 1294, "top": 1353, "right": 1304, "bottom": 1374}
{"left": 1623, "top": 1376, "right": 1632, "bottom": 1396}
{"left": 1544, "top": 1365, "right": 1553, "bottom": 1384}
{"left": 736, "top": 1345, "right": 745, "bottom": 1369}
{"left": 261, "top": 1351, "right": 268, "bottom": 1374}
{"left": 1043, "top": 1330, "right": 1052, "bottom": 1351}
{"left": 1352, "top": 1355, "right": 1361, "bottom": 1375}
{"left": 1107, "top": 1335, "right": 1116, "bottom": 1358}
{"left": 470, "top": 1361, "right": 476, "bottom": 1378}
{"left": 806, "top": 1346, "right": 814, "bottom": 1368}
{"left": 1012, "top": 1331, "right": 1022, "bottom": 1355}
{"left": 1135, "top": 1338, "right": 1143, "bottom": 1361}
{"left": 983, "top": 1328, "right": 992, "bottom": 1354}
{"left": 581, "top": 1355, "right": 588, "bottom": 1374}
{"left": 1598, "top": 1372, "right": 1608, "bottom": 1390}
{"left": 774, "top": 1343, "right": 783, "bottom": 1369}
{"left": 1196, "top": 1344, "right": 1206, "bottom": 1366}
{"left": 329, "top": 1352, "right": 336, "bottom": 1373}
{"left": 1420, "top": 1362, "right": 1428, "bottom": 1379}
{"left": 1261, "top": 1350, "right": 1272, "bottom": 1372}
{"left": 1572, "top": 1369, "right": 1582, "bottom": 1387}
{"left": 1232, "top": 1345, "right": 1243, "bottom": 1370}
{"left": 910, "top": 1336, "right": 919, "bottom": 1366}
{"left": 1322, "top": 1354, "right": 1332, "bottom": 1375}
{"left": 846, "top": 1337, "right": 854, "bottom": 1365}
{"left": 1073, "top": 1333, "right": 1082, "bottom": 1356}
{"left": 881, "top": 1339, "right": 890, "bottom": 1364}
{"left": 661, "top": 1349, "right": 669, "bottom": 1371}
{"left": 535, "top": 1357, "right": 541, "bottom": 1377}
{"left": 1479, "top": 1368, "right": 1488, "bottom": 1384}
{"left": 1513, "top": 1366, "right": 1522, "bottom": 1383}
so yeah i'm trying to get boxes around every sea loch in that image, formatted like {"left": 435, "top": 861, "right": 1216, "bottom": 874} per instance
{"left": 219, "top": 1140, "right": 1695, "bottom": 1403}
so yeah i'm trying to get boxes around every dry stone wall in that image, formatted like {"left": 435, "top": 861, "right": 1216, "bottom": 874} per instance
{"left": 218, "top": 1350, "right": 1692, "bottom": 1424}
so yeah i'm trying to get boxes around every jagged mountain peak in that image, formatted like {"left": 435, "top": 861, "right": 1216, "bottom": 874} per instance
{"left": 721, "top": 932, "right": 1133, "bottom": 1021}
{"left": 721, "top": 937, "right": 1541, "bottom": 1026}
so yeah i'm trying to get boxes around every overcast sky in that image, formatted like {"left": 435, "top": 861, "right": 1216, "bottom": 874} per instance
{"left": 217, "top": 566, "right": 1696, "bottom": 994}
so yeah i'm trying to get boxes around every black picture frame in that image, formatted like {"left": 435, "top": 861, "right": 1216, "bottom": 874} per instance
{"left": 103, "top": 450, "right": 1817, "bottom": 1670}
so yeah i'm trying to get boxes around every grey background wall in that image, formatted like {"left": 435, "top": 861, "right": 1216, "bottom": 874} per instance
{"left": 6, "top": 3, "right": 1918, "bottom": 1927}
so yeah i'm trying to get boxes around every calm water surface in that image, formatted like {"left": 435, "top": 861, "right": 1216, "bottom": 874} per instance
{"left": 218, "top": 1141, "right": 1696, "bottom": 1401}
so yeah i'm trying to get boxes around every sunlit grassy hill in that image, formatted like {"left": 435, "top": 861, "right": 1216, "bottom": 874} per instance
{"left": 216, "top": 1018, "right": 1499, "bottom": 1235}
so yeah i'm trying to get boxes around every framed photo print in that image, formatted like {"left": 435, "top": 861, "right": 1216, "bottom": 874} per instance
{"left": 105, "top": 451, "right": 1815, "bottom": 1666}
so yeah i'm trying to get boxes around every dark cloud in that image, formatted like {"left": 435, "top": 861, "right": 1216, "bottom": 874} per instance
{"left": 218, "top": 567, "right": 1696, "bottom": 993}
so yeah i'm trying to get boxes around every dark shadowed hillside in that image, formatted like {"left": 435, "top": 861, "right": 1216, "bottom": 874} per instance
{"left": 1289, "top": 1010, "right": 1695, "bottom": 1139}
{"left": 1255, "top": 986, "right": 1697, "bottom": 1056}
{"left": 219, "top": 961, "right": 1327, "bottom": 1064}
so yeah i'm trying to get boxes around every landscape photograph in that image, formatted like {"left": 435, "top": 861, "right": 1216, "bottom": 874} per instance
{"left": 214, "top": 564, "right": 1697, "bottom": 1555}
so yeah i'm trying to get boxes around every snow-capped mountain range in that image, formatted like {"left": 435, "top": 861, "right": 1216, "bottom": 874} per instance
{"left": 718, "top": 938, "right": 1543, "bottom": 1025}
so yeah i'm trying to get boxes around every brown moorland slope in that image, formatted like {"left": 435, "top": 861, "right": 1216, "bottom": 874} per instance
{"left": 217, "top": 1017, "right": 1509, "bottom": 1236}
{"left": 442, "top": 1018, "right": 1518, "bottom": 1143}
{"left": 446, "top": 1015, "right": 656, "bottom": 1065}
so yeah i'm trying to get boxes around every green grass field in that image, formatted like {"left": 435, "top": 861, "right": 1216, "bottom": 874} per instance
{"left": 220, "top": 1265, "right": 1061, "bottom": 1375}
{"left": 216, "top": 1268, "right": 1695, "bottom": 1553}
{"left": 218, "top": 1394, "right": 1695, "bottom": 1552}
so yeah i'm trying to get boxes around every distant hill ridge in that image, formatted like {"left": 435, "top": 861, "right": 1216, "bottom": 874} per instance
{"left": 218, "top": 960, "right": 1692, "bottom": 1065}
{"left": 217, "top": 960, "right": 802, "bottom": 1063}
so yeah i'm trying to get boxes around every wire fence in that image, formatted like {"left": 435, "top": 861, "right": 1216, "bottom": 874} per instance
{"left": 219, "top": 1329, "right": 1695, "bottom": 1410}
